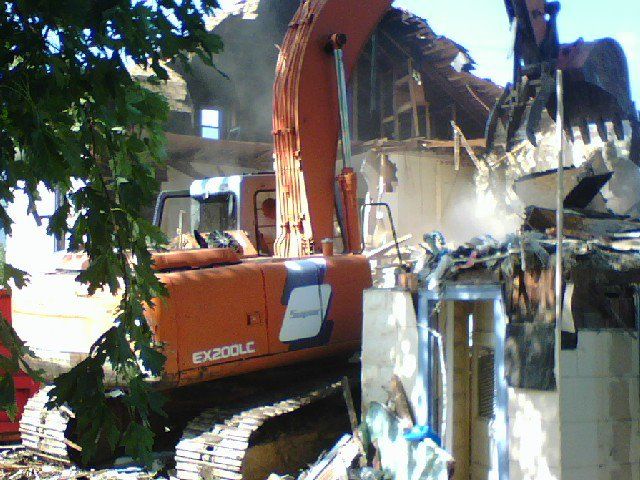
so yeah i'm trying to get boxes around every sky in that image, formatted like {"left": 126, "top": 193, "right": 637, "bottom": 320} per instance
{"left": 393, "top": 0, "right": 640, "bottom": 104}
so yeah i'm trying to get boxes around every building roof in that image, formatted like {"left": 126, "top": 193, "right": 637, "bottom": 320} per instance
{"left": 168, "top": 2, "right": 503, "bottom": 145}
{"left": 380, "top": 8, "right": 503, "bottom": 128}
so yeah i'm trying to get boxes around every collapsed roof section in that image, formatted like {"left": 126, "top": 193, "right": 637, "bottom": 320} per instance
{"left": 378, "top": 9, "right": 503, "bottom": 131}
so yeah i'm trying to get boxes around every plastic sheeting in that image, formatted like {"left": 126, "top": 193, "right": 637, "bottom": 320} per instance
{"left": 365, "top": 402, "right": 452, "bottom": 480}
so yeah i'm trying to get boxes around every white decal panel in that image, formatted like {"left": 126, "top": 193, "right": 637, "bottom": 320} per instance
{"left": 279, "top": 284, "right": 332, "bottom": 342}
{"left": 192, "top": 341, "right": 256, "bottom": 365}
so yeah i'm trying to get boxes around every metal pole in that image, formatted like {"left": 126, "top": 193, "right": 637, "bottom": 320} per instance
{"left": 494, "top": 298, "right": 509, "bottom": 480}
{"left": 634, "top": 286, "right": 640, "bottom": 410}
{"left": 333, "top": 46, "right": 352, "bottom": 170}
{"left": 555, "top": 69, "right": 564, "bottom": 385}
{"left": 416, "top": 294, "right": 434, "bottom": 428}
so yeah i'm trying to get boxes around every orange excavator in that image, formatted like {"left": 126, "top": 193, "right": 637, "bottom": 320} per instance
{"left": 18, "top": 0, "right": 392, "bottom": 478}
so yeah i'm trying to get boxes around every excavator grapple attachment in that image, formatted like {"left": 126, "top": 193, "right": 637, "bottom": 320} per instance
{"left": 488, "top": 0, "right": 639, "bottom": 165}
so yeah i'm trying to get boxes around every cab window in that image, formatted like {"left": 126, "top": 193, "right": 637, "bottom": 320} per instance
{"left": 160, "top": 193, "right": 238, "bottom": 247}
{"left": 196, "top": 193, "right": 238, "bottom": 233}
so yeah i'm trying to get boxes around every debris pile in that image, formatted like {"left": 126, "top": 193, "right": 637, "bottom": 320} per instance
{"left": 0, "top": 446, "right": 168, "bottom": 480}
{"left": 410, "top": 163, "right": 640, "bottom": 393}
{"left": 477, "top": 112, "right": 639, "bottom": 236}
{"left": 293, "top": 378, "right": 453, "bottom": 480}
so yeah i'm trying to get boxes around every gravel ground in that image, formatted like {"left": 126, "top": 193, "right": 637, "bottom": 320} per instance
{"left": 0, "top": 447, "right": 170, "bottom": 480}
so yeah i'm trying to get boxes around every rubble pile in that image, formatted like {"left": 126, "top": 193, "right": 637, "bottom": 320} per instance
{"left": 0, "top": 447, "right": 169, "bottom": 480}
{"left": 290, "top": 380, "right": 453, "bottom": 480}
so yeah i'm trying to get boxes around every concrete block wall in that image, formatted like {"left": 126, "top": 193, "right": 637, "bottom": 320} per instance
{"left": 508, "top": 387, "right": 561, "bottom": 480}
{"left": 361, "top": 288, "right": 428, "bottom": 425}
{"left": 560, "top": 331, "right": 640, "bottom": 480}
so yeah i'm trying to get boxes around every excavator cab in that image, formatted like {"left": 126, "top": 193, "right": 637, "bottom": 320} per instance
{"left": 153, "top": 173, "right": 276, "bottom": 255}
{"left": 487, "top": 0, "right": 640, "bottom": 163}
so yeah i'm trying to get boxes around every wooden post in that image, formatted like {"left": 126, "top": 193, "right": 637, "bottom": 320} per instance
{"left": 407, "top": 59, "right": 420, "bottom": 138}
{"left": 453, "top": 122, "right": 461, "bottom": 171}
{"left": 425, "top": 102, "right": 432, "bottom": 139}
{"left": 341, "top": 376, "right": 366, "bottom": 467}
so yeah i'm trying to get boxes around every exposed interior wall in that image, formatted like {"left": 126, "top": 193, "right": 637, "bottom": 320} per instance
{"left": 359, "top": 150, "right": 486, "bottom": 248}
{"left": 560, "top": 331, "right": 640, "bottom": 480}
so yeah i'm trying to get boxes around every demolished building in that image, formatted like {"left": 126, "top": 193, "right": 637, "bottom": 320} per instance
{"left": 0, "top": 1, "right": 638, "bottom": 479}
{"left": 3, "top": 0, "right": 505, "bottom": 468}
{"left": 363, "top": 227, "right": 640, "bottom": 480}
{"left": 361, "top": 123, "right": 640, "bottom": 478}
{"left": 5, "top": 1, "right": 501, "bottom": 274}
{"left": 359, "top": 9, "right": 640, "bottom": 477}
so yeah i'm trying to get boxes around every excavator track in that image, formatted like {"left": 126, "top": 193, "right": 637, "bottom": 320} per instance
{"left": 174, "top": 380, "right": 344, "bottom": 480}
{"left": 18, "top": 379, "right": 348, "bottom": 478}
{"left": 19, "top": 386, "right": 75, "bottom": 465}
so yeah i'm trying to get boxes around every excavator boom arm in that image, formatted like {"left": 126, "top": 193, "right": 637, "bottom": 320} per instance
{"left": 272, "top": 0, "right": 392, "bottom": 258}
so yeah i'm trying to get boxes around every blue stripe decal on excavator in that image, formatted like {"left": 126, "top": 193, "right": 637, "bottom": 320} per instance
{"left": 279, "top": 258, "right": 333, "bottom": 350}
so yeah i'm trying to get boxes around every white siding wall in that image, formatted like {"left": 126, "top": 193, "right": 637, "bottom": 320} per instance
{"left": 358, "top": 152, "right": 490, "bottom": 248}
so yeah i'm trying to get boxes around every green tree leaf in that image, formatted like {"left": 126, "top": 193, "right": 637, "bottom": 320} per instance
{"left": 1, "top": 0, "right": 223, "bottom": 464}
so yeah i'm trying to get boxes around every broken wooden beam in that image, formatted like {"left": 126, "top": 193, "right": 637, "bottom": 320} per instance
{"left": 525, "top": 206, "right": 640, "bottom": 238}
